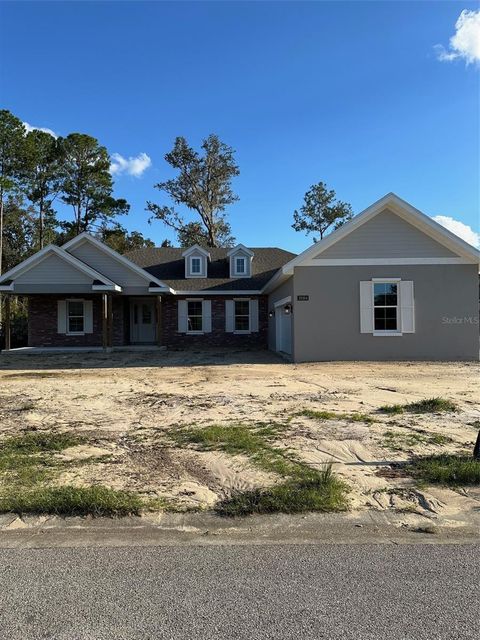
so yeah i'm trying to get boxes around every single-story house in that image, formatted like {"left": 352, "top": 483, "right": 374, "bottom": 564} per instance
{"left": 1, "top": 193, "right": 478, "bottom": 361}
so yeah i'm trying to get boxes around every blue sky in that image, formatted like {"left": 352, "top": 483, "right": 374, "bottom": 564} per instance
{"left": 1, "top": 1, "right": 479, "bottom": 251}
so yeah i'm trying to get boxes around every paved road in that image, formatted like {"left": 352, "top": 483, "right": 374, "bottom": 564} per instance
{"left": 0, "top": 544, "right": 478, "bottom": 639}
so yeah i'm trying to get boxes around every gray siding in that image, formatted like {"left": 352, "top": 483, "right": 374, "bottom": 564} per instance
{"left": 316, "top": 209, "right": 457, "bottom": 259}
{"left": 68, "top": 242, "right": 149, "bottom": 287}
{"left": 268, "top": 278, "right": 294, "bottom": 353}
{"left": 229, "top": 249, "right": 252, "bottom": 277}
{"left": 185, "top": 250, "right": 208, "bottom": 278}
{"left": 15, "top": 254, "right": 93, "bottom": 285}
{"left": 293, "top": 264, "right": 479, "bottom": 361}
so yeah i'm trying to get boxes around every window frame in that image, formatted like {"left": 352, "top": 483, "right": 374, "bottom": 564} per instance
{"left": 372, "top": 279, "right": 401, "bottom": 336}
{"left": 186, "top": 299, "right": 204, "bottom": 334}
{"left": 66, "top": 299, "right": 85, "bottom": 335}
{"left": 233, "top": 298, "right": 251, "bottom": 334}
{"left": 234, "top": 256, "right": 247, "bottom": 276}
{"left": 189, "top": 255, "right": 203, "bottom": 276}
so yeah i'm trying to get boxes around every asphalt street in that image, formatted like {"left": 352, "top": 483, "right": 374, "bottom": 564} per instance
{"left": 0, "top": 544, "right": 478, "bottom": 639}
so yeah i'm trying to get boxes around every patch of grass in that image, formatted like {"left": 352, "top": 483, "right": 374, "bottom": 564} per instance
{"left": 380, "top": 430, "right": 453, "bottom": 451}
{"left": 379, "top": 397, "right": 458, "bottom": 415}
{"left": 297, "top": 409, "right": 375, "bottom": 424}
{"left": 406, "top": 455, "right": 480, "bottom": 486}
{"left": 0, "top": 432, "right": 85, "bottom": 456}
{"left": 215, "top": 464, "right": 348, "bottom": 517}
{"left": 172, "top": 423, "right": 349, "bottom": 516}
{"left": 0, "top": 485, "right": 142, "bottom": 517}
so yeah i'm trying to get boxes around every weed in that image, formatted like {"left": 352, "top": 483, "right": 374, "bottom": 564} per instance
{"left": 406, "top": 455, "right": 480, "bottom": 486}
{"left": 297, "top": 409, "right": 375, "bottom": 424}
{"left": 378, "top": 404, "right": 404, "bottom": 415}
{"left": 380, "top": 398, "right": 457, "bottom": 415}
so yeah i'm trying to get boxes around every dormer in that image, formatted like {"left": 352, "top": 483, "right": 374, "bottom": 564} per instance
{"left": 227, "top": 244, "right": 254, "bottom": 278}
{"left": 182, "top": 245, "right": 211, "bottom": 278}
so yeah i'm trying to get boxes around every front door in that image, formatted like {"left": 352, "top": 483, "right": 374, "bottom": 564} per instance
{"left": 130, "top": 299, "right": 156, "bottom": 343}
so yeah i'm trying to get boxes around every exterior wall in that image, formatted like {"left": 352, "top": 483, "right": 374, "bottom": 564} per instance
{"left": 68, "top": 242, "right": 149, "bottom": 287}
{"left": 292, "top": 264, "right": 479, "bottom": 361}
{"left": 15, "top": 254, "right": 93, "bottom": 285}
{"left": 161, "top": 295, "right": 268, "bottom": 349}
{"left": 229, "top": 249, "right": 252, "bottom": 278}
{"left": 316, "top": 209, "right": 457, "bottom": 259}
{"left": 267, "top": 278, "right": 294, "bottom": 353}
{"left": 185, "top": 250, "right": 208, "bottom": 278}
{"left": 28, "top": 295, "right": 126, "bottom": 348}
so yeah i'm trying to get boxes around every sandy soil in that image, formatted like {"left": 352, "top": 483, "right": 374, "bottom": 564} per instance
{"left": 0, "top": 349, "right": 479, "bottom": 526}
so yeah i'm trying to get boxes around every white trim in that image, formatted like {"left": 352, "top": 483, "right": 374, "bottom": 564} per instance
{"left": 0, "top": 283, "right": 14, "bottom": 292}
{"left": 92, "top": 284, "right": 122, "bottom": 292}
{"left": 177, "top": 290, "right": 262, "bottom": 295}
{"left": 373, "top": 332, "right": 403, "bottom": 337}
{"left": 371, "top": 277, "right": 401, "bottom": 282}
{"left": 186, "top": 298, "right": 204, "bottom": 334}
{"left": 182, "top": 244, "right": 211, "bottom": 259}
{"left": 300, "top": 257, "right": 472, "bottom": 266}
{"left": 62, "top": 233, "right": 173, "bottom": 291}
{"left": 227, "top": 244, "right": 254, "bottom": 257}
{"left": 66, "top": 298, "right": 86, "bottom": 335}
{"left": 277, "top": 193, "right": 480, "bottom": 276}
{"left": 233, "top": 298, "right": 251, "bottom": 334}
{"left": 148, "top": 287, "right": 167, "bottom": 293}
{"left": 188, "top": 255, "right": 204, "bottom": 278}
{"left": 274, "top": 296, "right": 292, "bottom": 308}
{"left": 233, "top": 256, "right": 247, "bottom": 276}
{"left": 0, "top": 245, "right": 118, "bottom": 286}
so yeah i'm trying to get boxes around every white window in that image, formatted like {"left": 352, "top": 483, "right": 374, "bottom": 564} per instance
{"left": 373, "top": 282, "right": 398, "bottom": 332}
{"left": 67, "top": 300, "right": 85, "bottom": 334}
{"left": 234, "top": 300, "right": 250, "bottom": 331}
{"left": 190, "top": 256, "right": 202, "bottom": 275}
{"left": 235, "top": 256, "right": 246, "bottom": 275}
{"left": 187, "top": 300, "right": 203, "bottom": 332}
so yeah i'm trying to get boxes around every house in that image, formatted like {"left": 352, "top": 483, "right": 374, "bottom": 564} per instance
{"left": 0, "top": 193, "right": 478, "bottom": 361}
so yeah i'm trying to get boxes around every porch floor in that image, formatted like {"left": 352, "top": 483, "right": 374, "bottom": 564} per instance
{"left": 1, "top": 346, "right": 167, "bottom": 355}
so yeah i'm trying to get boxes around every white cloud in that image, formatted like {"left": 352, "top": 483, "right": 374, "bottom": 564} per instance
{"left": 110, "top": 152, "right": 152, "bottom": 178}
{"left": 432, "top": 215, "right": 479, "bottom": 248}
{"left": 435, "top": 9, "right": 480, "bottom": 65}
{"left": 23, "top": 121, "right": 58, "bottom": 138}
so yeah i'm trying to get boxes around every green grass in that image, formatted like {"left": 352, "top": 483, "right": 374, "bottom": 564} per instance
{"left": 379, "top": 397, "right": 458, "bottom": 415}
{"left": 406, "top": 455, "right": 480, "bottom": 486}
{"left": 0, "top": 431, "right": 85, "bottom": 456}
{"left": 381, "top": 430, "right": 453, "bottom": 451}
{"left": 171, "top": 423, "right": 349, "bottom": 516}
{"left": 0, "top": 486, "right": 142, "bottom": 517}
{"left": 215, "top": 464, "right": 348, "bottom": 517}
{"left": 297, "top": 409, "right": 375, "bottom": 424}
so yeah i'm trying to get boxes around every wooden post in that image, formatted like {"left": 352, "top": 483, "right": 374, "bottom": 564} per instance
{"left": 156, "top": 296, "right": 162, "bottom": 347}
{"left": 107, "top": 294, "right": 113, "bottom": 349}
{"left": 102, "top": 293, "right": 108, "bottom": 351}
{"left": 4, "top": 294, "right": 11, "bottom": 351}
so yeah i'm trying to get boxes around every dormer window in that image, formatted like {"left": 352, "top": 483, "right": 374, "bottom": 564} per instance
{"left": 182, "top": 245, "right": 211, "bottom": 279}
{"left": 235, "top": 256, "right": 246, "bottom": 275}
{"left": 190, "top": 256, "right": 202, "bottom": 275}
{"left": 227, "top": 244, "right": 254, "bottom": 279}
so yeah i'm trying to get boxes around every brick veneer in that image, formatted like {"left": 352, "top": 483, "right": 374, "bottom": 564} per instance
{"left": 27, "top": 294, "right": 268, "bottom": 349}
{"left": 161, "top": 295, "right": 268, "bottom": 348}
{"left": 28, "top": 295, "right": 126, "bottom": 347}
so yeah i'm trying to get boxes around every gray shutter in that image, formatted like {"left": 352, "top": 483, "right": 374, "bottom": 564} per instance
{"left": 84, "top": 300, "right": 93, "bottom": 333}
{"left": 250, "top": 299, "right": 259, "bottom": 332}
{"left": 359, "top": 281, "right": 373, "bottom": 333}
{"left": 57, "top": 300, "right": 67, "bottom": 333}
{"left": 225, "top": 300, "right": 234, "bottom": 332}
{"left": 202, "top": 300, "right": 212, "bottom": 333}
{"left": 178, "top": 300, "right": 187, "bottom": 332}
{"left": 400, "top": 281, "right": 415, "bottom": 333}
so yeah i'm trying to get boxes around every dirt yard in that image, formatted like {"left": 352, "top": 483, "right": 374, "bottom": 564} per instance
{"left": 0, "top": 349, "right": 479, "bottom": 527}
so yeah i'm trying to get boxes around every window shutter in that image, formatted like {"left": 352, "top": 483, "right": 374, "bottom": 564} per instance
{"left": 359, "top": 281, "right": 373, "bottom": 333}
{"left": 250, "top": 299, "right": 259, "bottom": 332}
{"left": 225, "top": 300, "right": 234, "bottom": 332}
{"left": 400, "top": 281, "right": 415, "bottom": 333}
{"left": 57, "top": 300, "right": 67, "bottom": 334}
{"left": 202, "top": 300, "right": 212, "bottom": 333}
{"left": 178, "top": 300, "right": 187, "bottom": 332}
{"left": 84, "top": 300, "right": 93, "bottom": 333}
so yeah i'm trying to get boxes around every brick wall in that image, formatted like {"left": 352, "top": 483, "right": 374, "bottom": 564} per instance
{"left": 161, "top": 295, "right": 268, "bottom": 348}
{"left": 28, "top": 295, "right": 125, "bottom": 347}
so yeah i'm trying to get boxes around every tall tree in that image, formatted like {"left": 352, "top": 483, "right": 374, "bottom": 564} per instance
{"left": 0, "top": 110, "right": 25, "bottom": 275}
{"left": 20, "top": 129, "right": 62, "bottom": 249}
{"left": 1, "top": 197, "right": 37, "bottom": 272}
{"left": 98, "top": 224, "right": 155, "bottom": 254}
{"left": 292, "top": 182, "right": 352, "bottom": 241}
{"left": 59, "top": 133, "right": 129, "bottom": 234}
{"left": 147, "top": 134, "right": 239, "bottom": 247}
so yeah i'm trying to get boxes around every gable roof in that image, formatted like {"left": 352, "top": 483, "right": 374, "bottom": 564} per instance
{"left": 125, "top": 246, "right": 296, "bottom": 292}
{"left": 0, "top": 244, "right": 120, "bottom": 290}
{"left": 62, "top": 233, "right": 173, "bottom": 292}
{"left": 263, "top": 193, "right": 480, "bottom": 293}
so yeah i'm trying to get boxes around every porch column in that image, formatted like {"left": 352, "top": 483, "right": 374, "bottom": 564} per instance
{"left": 156, "top": 296, "right": 162, "bottom": 347}
{"left": 107, "top": 293, "right": 114, "bottom": 349}
{"left": 102, "top": 293, "right": 108, "bottom": 351}
{"left": 3, "top": 294, "right": 11, "bottom": 351}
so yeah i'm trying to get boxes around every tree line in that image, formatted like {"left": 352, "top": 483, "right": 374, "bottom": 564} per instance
{"left": 0, "top": 108, "right": 353, "bottom": 277}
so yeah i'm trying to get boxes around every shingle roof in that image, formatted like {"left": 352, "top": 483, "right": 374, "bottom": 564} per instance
{"left": 125, "top": 247, "right": 296, "bottom": 292}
